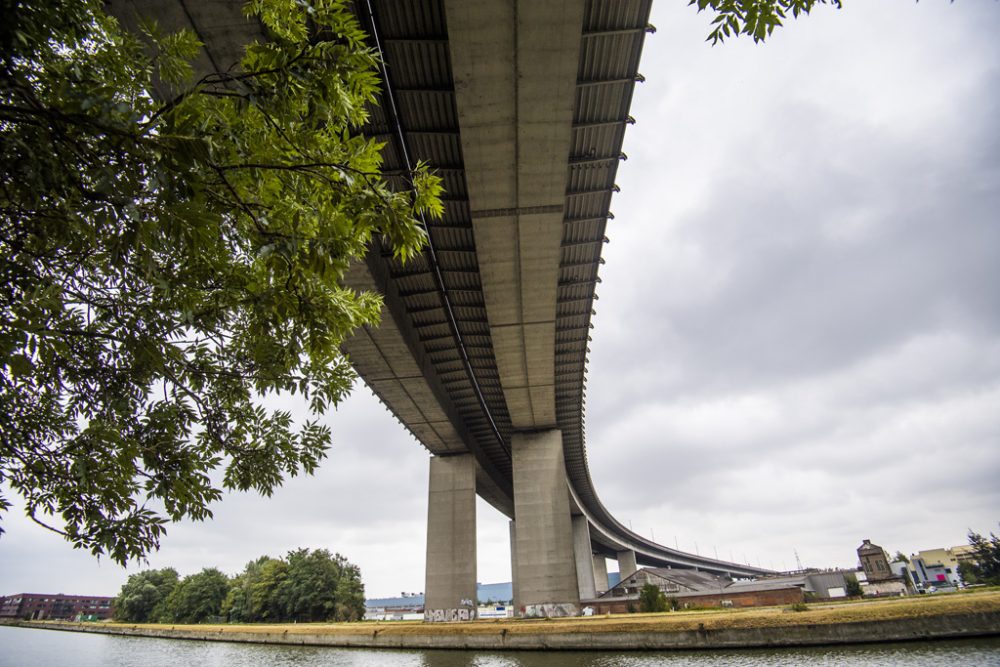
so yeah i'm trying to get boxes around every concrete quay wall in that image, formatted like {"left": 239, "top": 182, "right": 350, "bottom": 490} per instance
{"left": 11, "top": 611, "right": 1000, "bottom": 651}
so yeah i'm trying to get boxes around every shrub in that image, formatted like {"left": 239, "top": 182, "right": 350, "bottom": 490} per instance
{"left": 638, "top": 584, "right": 668, "bottom": 612}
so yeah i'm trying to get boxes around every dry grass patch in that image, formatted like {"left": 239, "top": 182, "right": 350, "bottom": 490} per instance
{"left": 88, "top": 589, "right": 1000, "bottom": 638}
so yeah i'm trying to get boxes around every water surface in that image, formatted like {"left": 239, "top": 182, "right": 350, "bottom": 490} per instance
{"left": 1, "top": 625, "right": 999, "bottom": 667}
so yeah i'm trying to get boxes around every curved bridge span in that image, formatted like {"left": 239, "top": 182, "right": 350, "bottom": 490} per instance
{"left": 108, "top": 0, "right": 772, "bottom": 619}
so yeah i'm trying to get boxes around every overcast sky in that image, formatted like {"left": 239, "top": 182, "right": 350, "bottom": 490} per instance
{"left": 2, "top": 0, "right": 998, "bottom": 599}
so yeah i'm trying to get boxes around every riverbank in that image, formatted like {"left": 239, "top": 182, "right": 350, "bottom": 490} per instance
{"left": 8, "top": 590, "right": 1000, "bottom": 651}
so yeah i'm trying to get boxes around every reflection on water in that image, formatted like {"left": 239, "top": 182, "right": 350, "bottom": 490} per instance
{"left": 1, "top": 626, "right": 999, "bottom": 667}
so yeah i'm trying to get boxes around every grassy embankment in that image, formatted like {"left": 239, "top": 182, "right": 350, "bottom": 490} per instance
{"left": 61, "top": 588, "right": 1000, "bottom": 638}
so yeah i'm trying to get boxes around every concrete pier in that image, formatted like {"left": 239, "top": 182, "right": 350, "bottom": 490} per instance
{"left": 593, "top": 554, "right": 609, "bottom": 594}
{"left": 424, "top": 454, "right": 477, "bottom": 622}
{"left": 511, "top": 429, "right": 580, "bottom": 617}
{"left": 509, "top": 519, "right": 520, "bottom": 613}
{"left": 572, "top": 515, "right": 597, "bottom": 600}
{"left": 617, "top": 549, "right": 638, "bottom": 580}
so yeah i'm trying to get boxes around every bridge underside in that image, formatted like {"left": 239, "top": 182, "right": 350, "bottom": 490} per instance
{"left": 106, "top": 0, "right": 772, "bottom": 620}
{"left": 341, "top": 0, "right": 772, "bottom": 602}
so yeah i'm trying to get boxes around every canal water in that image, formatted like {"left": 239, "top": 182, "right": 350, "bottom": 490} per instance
{"left": 1, "top": 626, "right": 999, "bottom": 666}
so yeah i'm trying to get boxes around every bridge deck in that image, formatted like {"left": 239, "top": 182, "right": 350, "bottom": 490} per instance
{"left": 107, "top": 0, "right": 769, "bottom": 578}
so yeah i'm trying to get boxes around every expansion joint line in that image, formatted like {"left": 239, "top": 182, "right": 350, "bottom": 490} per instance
{"left": 362, "top": 1, "right": 510, "bottom": 458}
{"left": 511, "top": 1, "right": 534, "bottom": 428}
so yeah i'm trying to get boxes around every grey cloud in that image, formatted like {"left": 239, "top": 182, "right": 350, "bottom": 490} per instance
{"left": 584, "top": 0, "right": 1000, "bottom": 572}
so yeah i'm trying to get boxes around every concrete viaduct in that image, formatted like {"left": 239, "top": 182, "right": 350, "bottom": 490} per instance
{"left": 108, "top": 0, "right": 772, "bottom": 620}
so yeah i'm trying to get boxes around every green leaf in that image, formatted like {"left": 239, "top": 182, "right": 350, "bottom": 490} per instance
{"left": 8, "top": 354, "right": 34, "bottom": 378}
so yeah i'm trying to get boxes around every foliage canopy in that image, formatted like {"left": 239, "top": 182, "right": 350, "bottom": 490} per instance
{"left": 223, "top": 548, "right": 366, "bottom": 623}
{"left": 0, "top": 0, "right": 440, "bottom": 563}
{"left": 638, "top": 583, "right": 669, "bottom": 613}
{"left": 222, "top": 556, "right": 288, "bottom": 623}
{"left": 690, "top": 0, "right": 842, "bottom": 44}
{"left": 160, "top": 567, "right": 231, "bottom": 624}
{"left": 114, "top": 548, "right": 363, "bottom": 623}
{"left": 966, "top": 530, "right": 1000, "bottom": 586}
{"left": 113, "top": 567, "right": 179, "bottom": 622}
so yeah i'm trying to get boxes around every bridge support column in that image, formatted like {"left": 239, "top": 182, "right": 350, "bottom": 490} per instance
{"left": 424, "top": 454, "right": 477, "bottom": 622}
{"left": 509, "top": 519, "right": 520, "bottom": 613}
{"left": 617, "top": 549, "right": 638, "bottom": 580}
{"left": 512, "top": 429, "right": 580, "bottom": 617}
{"left": 572, "top": 515, "right": 597, "bottom": 600}
{"left": 593, "top": 554, "right": 609, "bottom": 594}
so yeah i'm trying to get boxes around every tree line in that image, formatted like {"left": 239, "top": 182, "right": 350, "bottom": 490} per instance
{"left": 114, "top": 548, "right": 365, "bottom": 624}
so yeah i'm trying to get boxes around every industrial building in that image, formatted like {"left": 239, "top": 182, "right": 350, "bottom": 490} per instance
{"left": 0, "top": 593, "right": 114, "bottom": 621}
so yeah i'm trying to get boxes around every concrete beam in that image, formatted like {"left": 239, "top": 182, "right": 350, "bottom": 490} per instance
{"left": 424, "top": 454, "right": 477, "bottom": 622}
{"left": 617, "top": 549, "right": 638, "bottom": 580}
{"left": 512, "top": 430, "right": 580, "bottom": 616}
{"left": 573, "top": 516, "right": 597, "bottom": 600}
{"left": 446, "top": 0, "right": 584, "bottom": 430}
{"left": 593, "top": 554, "right": 609, "bottom": 594}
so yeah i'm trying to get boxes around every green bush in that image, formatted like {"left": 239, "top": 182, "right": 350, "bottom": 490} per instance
{"left": 845, "top": 574, "right": 863, "bottom": 597}
{"left": 638, "top": 584, "right": 669, "bottom": 613}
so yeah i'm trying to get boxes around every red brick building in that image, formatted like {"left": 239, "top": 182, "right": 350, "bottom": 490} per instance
{"left": 0, "top": 593, "right": 114, "bottom": 620}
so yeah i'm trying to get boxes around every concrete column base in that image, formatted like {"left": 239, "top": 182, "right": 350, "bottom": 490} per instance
{"left": 424, "top": 454, "right": 477, "bottom": 622}
{"left": 512, "top": 429, "right": 580, "bottom": 617}
{"left": 509, "top": 519, "right": 520, "bottom": 614}
{"left": 522, "top": 602, "right": 579, "bottom": 618}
